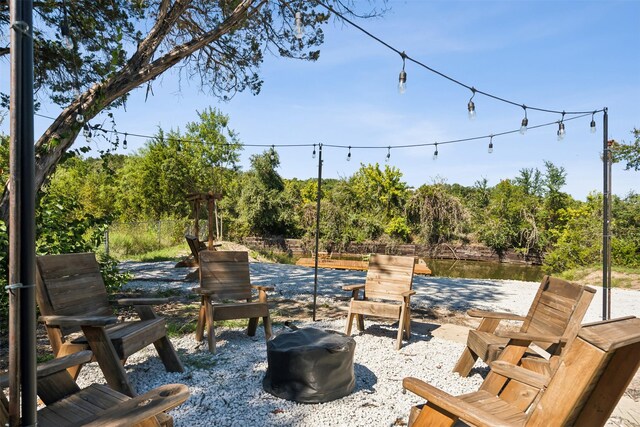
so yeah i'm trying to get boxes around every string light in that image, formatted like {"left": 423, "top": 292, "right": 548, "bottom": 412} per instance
{"left": 347, "top": 146, "right": 352, "bottom": 161}
{"left": 312, "top": 144, "right": 316, "bottom": 159}
{"left": 488, "top": 135, "right": 494, "bottom": 154}
{"left": 433, "top": 143, "right": 438, "bottom": 160}
{"left": 123, "top": 133, "right": 128, "bottom": 149}
{"left": 590, "top": 112, "right": 597, "bottom": 134}
{"left": 60, "top": 0, "right": 72, "bottom": 50}
{"left": 467, "top": 88, "right": 476, "bottom": 120}
{"left": 314, "top": 0, "right": 603, "bottom": 120}
{"left": 83, "top": 123, "right": 92, "bottom": 142}
{"left": 386, "top": 146, "right": 391, "bottom": 162}
{"left": 398, "top": 52, "right": 407, "bottom": 94}
{"left": 295, "top": 11, "right": 304, "bottom": 39}
{"left": 75, "top": 110, "right": 84, "bottom": 124}
{"left": 557, "top": 111, "right": 566, "bottom": 141}
{"left": 270, "top": 145, "right": 276, "bottom": 160}
{"left": 520, "top": 106, "right": 528, "bottom": 135}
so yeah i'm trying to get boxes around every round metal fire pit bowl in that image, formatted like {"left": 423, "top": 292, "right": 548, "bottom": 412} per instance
{"left": 262, "top": 327, "right": 356, "bottom": 403}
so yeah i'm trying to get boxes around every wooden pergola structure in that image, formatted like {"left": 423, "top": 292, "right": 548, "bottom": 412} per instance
{"left": 187, "top": 191, "right": 223, "bottom": 250}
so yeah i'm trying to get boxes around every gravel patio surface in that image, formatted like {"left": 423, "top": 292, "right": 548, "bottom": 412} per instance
{"left": 71, "top": 260, "right": 640, "bottom": 426}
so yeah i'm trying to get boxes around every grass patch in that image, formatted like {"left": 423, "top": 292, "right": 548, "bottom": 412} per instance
{"left": 37, "top": 354, "right": 54, "bottom": 363}
{"left": 253, "top": 248, "right": 296, "bottom": 264}
{"left": 166, "top": 320, "right": 198, "bottom": 337}
{"left": 123, "top": 244, "right": 188, "bottom": 262}
{"left": 558, "top": 265, "right": 640, "bottom": 289}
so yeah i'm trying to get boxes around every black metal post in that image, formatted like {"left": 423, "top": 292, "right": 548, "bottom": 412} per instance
{"left": 312, "top": 144, "right": 323, "bottom": 321}
{"left": 9, "top": 0, "right": 37, "bottom": 425}
{"left": 602, "top": 108, "right": 610, "bottom": 320}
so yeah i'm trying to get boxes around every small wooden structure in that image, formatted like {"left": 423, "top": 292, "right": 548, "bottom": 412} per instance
{"left": 404, "top": 316, "right": 640, "bottom": 426}
{"left": 343, "top": 254, "right": 416, "bottom": 350}
{"left": 194, "top": 250, "right": 273, "bottom": 353}
{"left": 187, "top": 191, "right": 223, "bottom": 250}
{"left": 453, "top": 275, "right": 596, "bottom": 377}
{"left": 0, "top": 350, "right": 189, "bottom": 427}
{"left": 35, "top": 253, "right": 184, "bottom": 397}
{"left": 297, "top": 256, "right": 432, "bottom": 275}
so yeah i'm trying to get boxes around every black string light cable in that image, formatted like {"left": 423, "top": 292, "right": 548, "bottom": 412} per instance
{"left": 34, "top": 111, "right": 592, "bottom": 155}
{"left": 311, "top": 0, "right": 605, "bottom": 119}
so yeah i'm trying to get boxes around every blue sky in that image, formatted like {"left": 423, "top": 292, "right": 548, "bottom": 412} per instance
{"left": 9, "top": 0, "right": 640, "bottom": 199}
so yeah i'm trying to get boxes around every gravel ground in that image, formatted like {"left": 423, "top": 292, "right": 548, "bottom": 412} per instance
{"left": 73, "top": 260, "right": 638, "bottom": 426}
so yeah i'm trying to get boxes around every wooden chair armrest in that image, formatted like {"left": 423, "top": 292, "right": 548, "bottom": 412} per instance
{"left": 495, "top": 331, "right": 565, "bottom": 344}
{"left": 342, "top": 284, "right": 365, "bottom": 292}
{"left": 84, "top": 384, "right": 190, "bottom": 427}
{"left": 467, "top": 309, "right": 526, "bottom": 321}
{"left": 489, "top": 360, "right": 550, "bottom": 389}
{"left": 401, "top": 290, "right": 416, "bottom": 297}
{"left": 0, "top": 351, "right": 93, "bottom": 387}
{"left": 113, "top": 298, "right": 169, "bottom": 306}
{"left": 402, "top": 377, "right": 515, "bottom": 427}
{"left": 251, "top": 284, "right": 274, "bottom": 292}
{"left": 39, "top": 315, "right": 117, "bottom": 328}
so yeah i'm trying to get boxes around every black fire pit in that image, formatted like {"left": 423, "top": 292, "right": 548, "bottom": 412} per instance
{"left": 262, "top": 327, "right": 356, "bottom": 403}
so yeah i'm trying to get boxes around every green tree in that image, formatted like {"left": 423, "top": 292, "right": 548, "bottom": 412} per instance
{"left": 611, "top": 128, "right": 640, "bottom": 171}
{"left": 0, "top": 1, "right": 383, "bottom": 222}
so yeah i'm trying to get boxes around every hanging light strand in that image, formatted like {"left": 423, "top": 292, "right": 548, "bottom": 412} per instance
{"left": 312, "top": 0, "right": 604, "bottom": 118}
{"left": 520, "top": 105, "right": 528, "bottom": 134}
{"left": 398, "top": 52, "right": 407, "bottom": 94}
{"left": 467, "top": 87, "right": 476, "bottom": 120}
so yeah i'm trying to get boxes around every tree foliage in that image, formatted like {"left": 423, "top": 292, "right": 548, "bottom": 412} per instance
{"left": 612, "top": 128, "right": 640, "bottom": 171}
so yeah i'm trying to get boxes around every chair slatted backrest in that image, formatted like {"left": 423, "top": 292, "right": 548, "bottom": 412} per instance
{"left": 526, "top": 317, "right": 640, "bottom": 426}
{"left": 199, "top": 250, "right": 252, "bottom": 301}
{"left": 364, "top": 254, "right": 415, "bottom": 302}
{"left": 36, "top": 253, "right": 112, "bottom": 335}
{"left": 522, "top": 275, "right": 595, "bottom": 339}
{"left": 185, "top": 234, "right": 202, "bottom": 263}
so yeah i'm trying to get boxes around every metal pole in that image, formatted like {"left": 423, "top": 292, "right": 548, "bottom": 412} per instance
{"left": 312, "top": 144, "right": 323, "bottom": 321}
{"left": 602, "top": 108, "right": 610, "bottom": 320}
{"left": 9, "top": 0, "right": 37, "bottom": 424}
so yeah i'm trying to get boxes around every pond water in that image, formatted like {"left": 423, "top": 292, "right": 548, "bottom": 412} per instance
{"left": 292, "top": 254, "right": 544, "bottom": 282}
{"left": 425, "top": 259, "right": 543, "bottom": 282}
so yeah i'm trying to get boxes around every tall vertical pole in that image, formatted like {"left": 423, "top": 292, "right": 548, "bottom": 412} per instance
{"left": 312, "top": 144, "right": 323, "bottom": 321}
{"left": 602, "top": 108, "right": 611, "bottom": 320}
{"left": 9, "top": 0, "right": 37, "bottom": 425}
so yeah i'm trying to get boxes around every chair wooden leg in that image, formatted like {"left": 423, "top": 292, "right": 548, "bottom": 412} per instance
{"left": 247, "top": 317, "right": 259, "bottom": 336}
{"left": 263, "top": 315, "right": 272, "bottom": 340}
{"left": 195, "top": 299, "right": 206, "bottom": 342}
{"left": 397, "top": 304, "right": 408, "bottom": 350}
{"left": 152, "top": 336, "right": 184, "bottom": 373}
{"left": 411, "top": 401, "right": 458, "bottom": 427}
{"left": 205, "top": 303, "right": 216, "bottom": 354}
{"left": 81, "top": 325, "right": 136, "bottom": 397}
{"left": 404, "top": 306, "right": 411, "bottom": 340}
{"left": 452, "top": 346, "right": 478, "bottom": 377}
{"left": 345, "top": 304, "right": 356, "bottom": 336}
{"left": 56, "top": 343, "right": 90, "bottom": 380}
{"left": 356, "top": 314, "right": 365, "bottom": 331}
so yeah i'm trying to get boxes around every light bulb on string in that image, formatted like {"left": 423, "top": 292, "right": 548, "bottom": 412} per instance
{"left": 386, "top": 146, "right": 391, "bottom": 162}
{"left": 433, "top": 143, "right": 438, "bottom": 161}
{"left": 520, "top": 106, "right": 528, "bottom": 135}
{"left": 83, "top": 124, "right": 92, "bottom": 143}
{"left": 60, "top": 0, "right": 73, "bottom": 50}
{"left": 467, "top": 88, "right": 476, "bottom": 120}
{"left": 270, "top": 145, "right": 276, "bottom": 161}
{"left": 347, "top": 146, "right": 352, "bottom": 161}
{"left": 590, "top": 112, "right": 597, "bottom": 134}
{"left": 488, "top": 136, "right": 494, "bottom": 154}
{"left": 312, "top": 144, "right": 316, "bottom": 159}
{"left": 557, "top": 111, "right": 566, "bottom": 141}
{"left": 295, "top": 11, "right": 304, "bottom": 39}
{"left": 123, "top": 133, "right": 128, "bottom": 150}
{"left": 75, "top": 110, "right": 84, "bottom": 124}
{"left": 398, "top": 52, "right": 407, "bottom": 94}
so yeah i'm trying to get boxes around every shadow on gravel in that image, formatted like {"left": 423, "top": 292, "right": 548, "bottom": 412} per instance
{"left": 354, "top": 363, "right": 377, "bottom": 393}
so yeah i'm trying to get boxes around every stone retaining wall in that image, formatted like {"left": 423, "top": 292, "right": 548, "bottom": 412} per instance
{"left": 241, "top": 237, "right": 543, "bottom": 265}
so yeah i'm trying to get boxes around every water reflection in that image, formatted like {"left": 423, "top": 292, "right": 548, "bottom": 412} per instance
{"left": 426, "top": 259, "right": 543, "bottom": 282}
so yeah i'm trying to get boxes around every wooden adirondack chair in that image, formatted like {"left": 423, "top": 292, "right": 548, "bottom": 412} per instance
{"left": 194, "top": 250, "right": 273, "bottom": 353}
{"left": 453, "top": 275, "right": 595, "bottom": 377}
{"left": 36, "top": 253, "right": 184, "bottom": 397}
{"left": 404, "top": 316, "right": 640, "bottom": 427}
{"left": 0, "top": 350, "right": 189, "bottom": 427}
{"left": 343, "top": 254, "right": 416, "bottom": 350}
{"left": 185, "top": 234, "right": 207, "bottom": 264}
